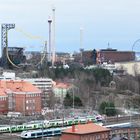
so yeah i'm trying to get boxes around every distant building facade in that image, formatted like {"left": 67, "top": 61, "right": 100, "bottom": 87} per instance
{"left": 55, "top": 52, "right": 72, "bottom": 64}
{"left": 61, "top": 123, "right": 110, "bottom": 140}
{"left": 82, "top": 49, "right": 135, "bottom": 65}
{"left": 0, "top": 71, "right": 16, "bottom": 80}
{"left": 24, "top": 78, "right": 53, "bottom": 108}
{"left": 61, "top": 123, "right": 139, "bottom": 140}
{"left": 1, "top": 47, "right": 26, "bottom": 68}
{"left": 53, "top": 82, "right": 72, "bottom": 101}
{"left": 0, "top": 80, "right": 42, "bottom": 115}
{"left": 0, "top": 88, "right": 8, "bottom": 114}
{"left": 82, "top": 50, "right": 94, "bottom": 65}
{"left": 99, "top": 49, "right": 135, "bottom": 63}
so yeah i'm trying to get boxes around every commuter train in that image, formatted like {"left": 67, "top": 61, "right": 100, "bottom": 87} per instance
{"left": 0, "top": 116, "right": 103, "bottom": 133}
{"left": 105, "top": 122, "right": 132, "bottom": 129}
{"left": 21, "top": 127, "right": 71, "bottom": 139}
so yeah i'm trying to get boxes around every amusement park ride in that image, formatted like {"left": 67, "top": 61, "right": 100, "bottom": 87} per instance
{"left": 1, "top": 23, "right": 48, "bottom": 69}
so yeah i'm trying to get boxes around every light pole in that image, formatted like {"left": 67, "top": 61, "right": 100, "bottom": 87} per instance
{"left": 72, "top": 87, "right": 75, "bottom": 117}
{"left": 72, "top": 86, "right": 79, "bottom": 117}
{"left": 61, "top": 88, "right": 64, "bottom": 126}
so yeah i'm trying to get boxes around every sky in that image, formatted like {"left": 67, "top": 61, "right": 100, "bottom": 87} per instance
{"left": 1, "top": 0, "right": 140, "bottom": 54}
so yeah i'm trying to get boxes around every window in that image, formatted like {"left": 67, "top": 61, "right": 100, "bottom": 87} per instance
{"left": 44, "top": 132, "right": 47, "bottom": 135}
{"left": 54, "top": 130, "right": 60, "bottom": 134}
{"left": 31, "top": 133, "right": 35, "bottom": 137}
{"left": 37, "top": 132, "right": 42, "bottom": 136}
{"left": 47, "top": 131, "right": 52, "bottom": 135}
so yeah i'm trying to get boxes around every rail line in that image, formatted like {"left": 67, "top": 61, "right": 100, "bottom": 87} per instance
{"left": 105, "top": 114, "right": 140, "bottom": 125}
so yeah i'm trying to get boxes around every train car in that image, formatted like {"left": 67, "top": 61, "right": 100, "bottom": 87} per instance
{"left": 105, "top": 122, "right": 132, "bottom": 129}
{"left": 0, "top": 122, "right": 47, "bottom": 133}
{"left": 95, "top": 114, "right": 104, "bottom": 122}
{"left": 0, "top": 125, "right": 11, "bottom": 133}
{"left": 20, "top": 127, "right": 70, "bottom": 139}
{"left": 0, "top": 115, "right": 102, "bottom": 133}
{"left": 23, "top": 121, "right": 47, "bottom": 130}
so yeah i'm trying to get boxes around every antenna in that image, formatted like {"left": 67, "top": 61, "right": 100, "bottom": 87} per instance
{"left": 107, "top": 42, "right": 110, "bottom": 49}
{"left": 80, "top": 27, "right": 84, "bottom": 62}
{"left": 80, "top": 27, "right": 84, "bottom": 49}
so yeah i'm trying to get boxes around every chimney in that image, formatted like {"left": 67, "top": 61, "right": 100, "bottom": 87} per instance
{"left": 88, "top": 120, "right": 92, "bottom": 124}
{"left": 72, "top": 125, "right": 75, "bottom": 132}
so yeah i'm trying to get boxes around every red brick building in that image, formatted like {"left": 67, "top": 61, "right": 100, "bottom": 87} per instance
{"left": 82, "top": 50, "right": 94, "bottom": 65}
{"left": 82, "top": 49, "right": 135, "bottom": 65}
{"left": 61, "top": 123, "right": 110, "bottom": 140}
{"left": 0, "top": 80, "right": 42, "bottom": 115}
{"left": 0, "top": 88, "right": 8, "bottom": 114}
{"left": 99, "top": 49, "right": 135, "bottom": 63}
{"left": 110, "top": 127, "right": 139, "bottom": 140}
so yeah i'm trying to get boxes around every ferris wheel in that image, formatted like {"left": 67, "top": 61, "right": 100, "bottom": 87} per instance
{"left": 132, "top": 39, "right": 140, "bottom": 51}
{"left": 132, "top": 39, "right": 140, "bottom": 61}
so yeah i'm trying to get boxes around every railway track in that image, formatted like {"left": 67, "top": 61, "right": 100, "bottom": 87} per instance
{"left": 105, "top": 114, "right": 140, "bottom": 124}
{"left": 0, "top": 134, "right": 20, "bottom": 140}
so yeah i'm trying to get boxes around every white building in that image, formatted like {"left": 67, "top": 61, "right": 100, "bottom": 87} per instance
{"left": 24, "top": 78, "right": 53, "bottom": 107}
{"left": 53, "top": 82, "right": 72, "bottom": 103}
{"left": 0, "top": 72, "right": 16, "bottom": 80}
{"left": 101, "top": 62, "right": 116, "bottom": 74}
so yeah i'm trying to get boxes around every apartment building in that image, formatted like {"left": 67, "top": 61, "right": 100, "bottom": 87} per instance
{"left": 24, "top": 78, "right": 53, "bottom": 108}
{"left": 0, "top": 88, "right": 8, "bottom": 114}
{"left": 0, "top": 80, "right": 42, "bottom": 115}
{"left": 53, "top": 82, "right": 72, "bottom": 101}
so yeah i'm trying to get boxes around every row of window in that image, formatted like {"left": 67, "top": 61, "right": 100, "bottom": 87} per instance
{"left": 34, "top": 83, "right": 52, "bottom": 86}
{"left": 26, "top": 99, "right": 35, "bottom": 104}
{"left": 26, "top": 106, "right": 35, "bottom": 110}
{"left": 26, "top": 94, "right": 40, "bottom": 97}
{"left": 27, "top": 112, "right": 40, "bottom": 115}
{"left": 0, "top": 104, "right": 5, "bottom": 107}
{"left": 81, "top": 133, "right": 109, "bottom": 140}
{"left": 0, "top": 97, "right": 7, "bottom": 101}
{"left": 0, "top": 94, "right": 40, "bottom": 99}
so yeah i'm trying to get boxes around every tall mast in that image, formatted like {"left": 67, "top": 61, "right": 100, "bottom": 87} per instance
{"left": 48, "top": 17, "right": 52, "bottom": 63}
{"left": 52, "top": 6, "right": 56, "bottom": 67}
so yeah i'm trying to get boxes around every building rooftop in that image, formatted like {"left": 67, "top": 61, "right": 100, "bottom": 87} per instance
{"left": 63, "top": 123, "right": 110, "bottom": 135}
{"left": 54, "top": 82, "right": 71, "bottom": 89}
{"left": 0, "top": 80, "right": 41, "bottom": 93}
{"left": 0, "top": 88, "right": 7, "bottom": 96}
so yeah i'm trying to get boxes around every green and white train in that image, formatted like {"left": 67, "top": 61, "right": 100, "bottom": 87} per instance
{"left": 0, "top": 116, "right": 103, "bottom": 133}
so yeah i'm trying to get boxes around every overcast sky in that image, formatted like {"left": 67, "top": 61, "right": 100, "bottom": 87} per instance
{"left": 1, "top": 0, "right": 140, "bottom": 54}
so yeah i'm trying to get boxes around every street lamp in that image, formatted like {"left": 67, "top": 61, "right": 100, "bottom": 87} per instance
{"left": 72, "top": 87, "right": 75, "bottom": 116}
{"left": 72, "top": 85, "right": 80, "bottom": 117}
{"left": 61, "top": 88, "right": 64, "bottom": 126}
